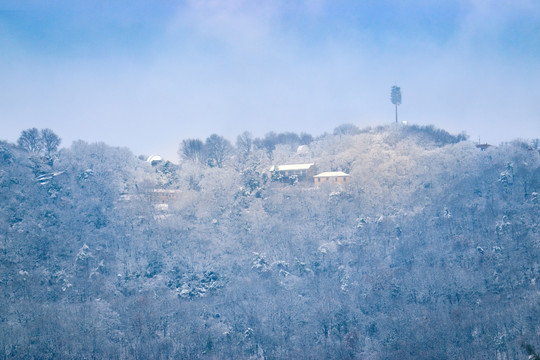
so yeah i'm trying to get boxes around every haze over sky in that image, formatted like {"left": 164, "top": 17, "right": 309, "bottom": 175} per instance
{"left": 1, "top": 0, "right": 539, "bottom": 161}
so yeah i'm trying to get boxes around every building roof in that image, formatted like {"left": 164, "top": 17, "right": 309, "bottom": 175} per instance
{"left": 147, "top": 155, "right": 163, "bottom": 163}
{"left": 152, "top": 189, "right": 181, "bottom": 193}
{"left": 314, "top": 171, "right": 350, "bottom": 178}
{"left": 475, "top": 143, "right": 492, "bottom": 150}
{"left": 270, "top": 163, "right": 314, "bottom": 171}
{"left": 296, "top": 145, "right": 309, "bottom": 155}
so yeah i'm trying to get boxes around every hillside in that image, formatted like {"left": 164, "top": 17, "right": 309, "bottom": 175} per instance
{"left": 1, "top": 125, "right": 539, "bottom": 359}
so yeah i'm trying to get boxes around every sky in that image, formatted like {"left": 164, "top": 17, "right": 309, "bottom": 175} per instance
{"left": 1, "top": 0, "right": 539, "bottom": 161}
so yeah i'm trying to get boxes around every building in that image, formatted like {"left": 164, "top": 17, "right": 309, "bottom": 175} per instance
{"left": 146, "top": 189, "right": 181, "bottom": 211}
{"left": 475, "top": 143, "right": 492, "bottom": 151}
{"left": 313, "top": 171, "right": 350, "bottom": 187}
{"left": 269, "top": 163, "right": 316, "bottom": 183}
{"left": 146, "top": 155, "right": 163, "bottom": 166}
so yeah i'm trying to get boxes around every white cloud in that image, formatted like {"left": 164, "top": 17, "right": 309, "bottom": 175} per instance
{"left": 455, "top": 0, "right": 540, "bottom": 49}
{"left": 170, "top": 0, "right": 282, "bottom": 49}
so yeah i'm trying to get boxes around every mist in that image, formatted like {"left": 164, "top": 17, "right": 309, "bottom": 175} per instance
{"left": 1, "top": 0, "right": 539, "bottom": 160}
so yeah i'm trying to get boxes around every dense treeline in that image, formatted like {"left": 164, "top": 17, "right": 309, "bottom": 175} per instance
{"left": 0, "top": 125, "right": 539, "bottom": 359}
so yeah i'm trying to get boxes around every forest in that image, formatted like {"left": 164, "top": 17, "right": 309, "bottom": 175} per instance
{"left": 0, "top": 124, "right": 539, "bottom": 359}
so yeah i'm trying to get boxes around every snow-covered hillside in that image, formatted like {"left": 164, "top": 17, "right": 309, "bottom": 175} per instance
{"left": 1, "top": 125, "right": 539, "bottom": 359}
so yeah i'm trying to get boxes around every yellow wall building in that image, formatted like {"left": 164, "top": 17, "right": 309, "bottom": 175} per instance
{"left": 313, "top": 171, "right": 350, "bottom": 187}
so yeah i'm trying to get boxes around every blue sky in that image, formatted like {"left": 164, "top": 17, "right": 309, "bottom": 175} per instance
{"left": 1, "top": 0, "right": 539, "bottom": 161}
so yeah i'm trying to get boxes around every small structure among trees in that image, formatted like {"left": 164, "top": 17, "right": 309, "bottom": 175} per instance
{"left": 146, "top": 155, "right": 163, "bottom": 166}
{"left": 475, "top": 143, "right": 492, "bottom": 151}
{"left": 270, "top": 163, "right": 316, "bottom": 183}
{"left": 145, "top": 189, "right": 181, "bottom": 211}
{"left": 313, "top": 171, "right": 350, "bottom": 187}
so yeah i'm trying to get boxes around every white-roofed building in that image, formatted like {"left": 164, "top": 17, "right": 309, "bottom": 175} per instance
{"left": 296, "top": 145, "right": 309, "bottom": 155}
{"left": 269, "top": 163, "right": 316, "bottom": 183}
{"left": 313, "top": 171, "right": 350, "bottom": 187}
{"left": 146, "top": 155, "right": 163, "bottom": 166}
